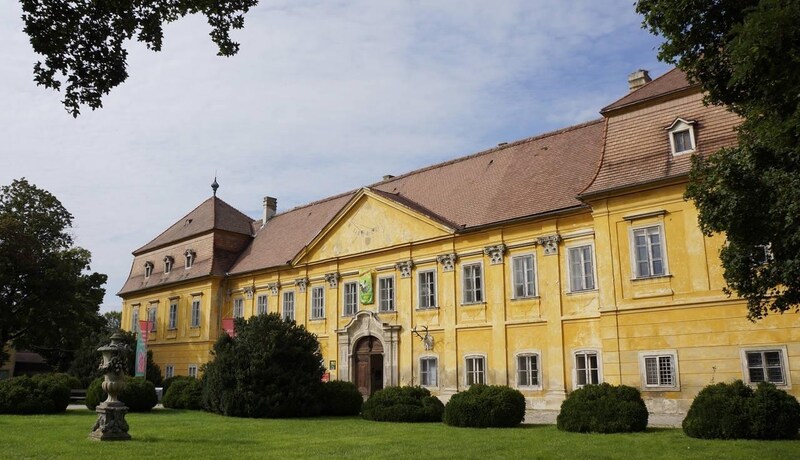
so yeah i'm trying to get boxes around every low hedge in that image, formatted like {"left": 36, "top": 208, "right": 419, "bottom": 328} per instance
{"left": 683, "top": 380, "right": 800, "bottom": 440}
{"left": 320, "top": 380, "right": 363, "bottom": 416}
{"left": 85, "top": 377, "right": 158, "bottom": 412}
{"left": 161, "top": 375, "right": 195, "bottom": 397}
{"left": 557, "top": 383, "right": 648, "bottom": 433}
{"left": 444, "top": 385, "right": 526, "bottom": 428}
{"left": 162, "top": 378, "right": 203, "bottom": 410}
{"left": 0, "top": 374, "right": 72, "bottom": 414}
{"left": 362, "top": 386, "right": 444, "bottom": 423}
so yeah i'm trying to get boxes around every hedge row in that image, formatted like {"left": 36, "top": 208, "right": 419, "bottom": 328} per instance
{"left": 0, "top": 374, "right": 78, "bottom": 414}
{"left": 85, "top": 377, "right": 158, "bottom": 412}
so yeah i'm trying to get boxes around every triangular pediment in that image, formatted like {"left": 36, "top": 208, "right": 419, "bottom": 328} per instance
{"left": 295, "top": 188, "right": 455, "bottom": 264}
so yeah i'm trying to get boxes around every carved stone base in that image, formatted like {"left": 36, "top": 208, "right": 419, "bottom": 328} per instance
{"left": 89, "top": 401, "right": 131, "bottom": 441}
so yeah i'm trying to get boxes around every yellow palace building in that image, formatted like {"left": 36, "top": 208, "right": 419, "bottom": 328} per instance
{"left": 119, "top": 69, "right": 799, "bottom": 413}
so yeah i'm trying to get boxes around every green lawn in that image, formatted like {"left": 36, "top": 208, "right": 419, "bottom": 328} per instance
{"left": 1, "top": 409, "right": 797, "bottom": 459}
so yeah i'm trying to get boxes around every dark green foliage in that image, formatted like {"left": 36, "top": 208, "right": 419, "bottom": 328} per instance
{"left": 0, "top": 374, "right": 71, "bottom": 414}
{"left": 201, "top": 313, "right": 325, "bottom": 418}
{"left": 362, "top": 386, "right": 444, "bottom": 423}
{"left": 320, "top": 381, "right": 363, "bottom": 416}
{"left": 162, "top": 378, "right": 203, "bottom": 410}
{"left": 20, "top": 0, "right": 259, "bottom": 116}
{"left": 0, "top": 178, "right": 107, "bottom": 369}
{"left": 683, "top": 380, "right": 800, "bottom": 440}
{"left": 85, "top": 376, "right": 158, "bottom": 412}
{"left": 161, "top": 375, "right": 194, "bottom": 397}
{"left": 444, "top": 385, "right": 526, "bottom": 428}
{"left": 637, "top": 0, "right": 800, "bottom": 319}
{"left": 67, "top": 329, "right": 161, "bottom": 387}
{"left": 557, "top": 383, "right": 648, "bottom": 433}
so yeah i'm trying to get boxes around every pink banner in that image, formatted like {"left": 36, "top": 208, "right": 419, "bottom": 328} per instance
{"left": 222, "top": 318, "right": 235, "bottom": 337}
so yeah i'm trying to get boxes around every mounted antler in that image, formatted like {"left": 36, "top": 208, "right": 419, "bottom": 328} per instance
{"left": 411, "top": 325, "right": 434, "bottom": 351}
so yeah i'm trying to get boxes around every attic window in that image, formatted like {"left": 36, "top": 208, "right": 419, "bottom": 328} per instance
{"left": 164, "top": 256, "right": 174, "bottom": 274}
{"left": 185, "top": 250, "right": 196, "bottom": 269}
{"left": 666, "top": 118, "right": 696, "bottom": 155}
{"left": 144, "top": 261, "right": 154, "bottom": 278}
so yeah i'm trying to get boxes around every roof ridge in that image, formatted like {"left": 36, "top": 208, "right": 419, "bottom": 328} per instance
{"left": 600, "top": 68, "right": 699, "bottom": 114}
{"left": 133, "top": 196, "right": 214, "bottom": 254}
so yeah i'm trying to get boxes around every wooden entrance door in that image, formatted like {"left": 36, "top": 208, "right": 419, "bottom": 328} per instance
{"left": 353, "top": 336, "right": 384, "bottom": 396}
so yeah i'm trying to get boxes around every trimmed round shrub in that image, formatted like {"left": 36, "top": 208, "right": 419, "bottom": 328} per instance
{"left": 162, "top": 378, "right": 203, "bottom": 410}
{"left": 320, "top": 380, "right": 363, "bottom": 416}
{"left": 683, "top": 380, "right": 800, "bottom": 440}
{"left": 0, "top": 374, "right": 71, "bottom": 414}
{"left": 557, "top": 383, "right": 648, "bottom": 433}
{"left": 85, "top": 376, "right": 158, "bottom": 412}
{"left": 161, "top": 375, "right": 194, "bottom": 397}
{"left": 444, "top": 385, "right": 526, "bottom": 428}
{"left": 362, "top": 386, "right": 444, "bottom": 422}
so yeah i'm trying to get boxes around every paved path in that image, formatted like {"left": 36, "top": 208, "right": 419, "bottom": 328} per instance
{"left": 524, "top": 409, "right": 684, "bottom": 428}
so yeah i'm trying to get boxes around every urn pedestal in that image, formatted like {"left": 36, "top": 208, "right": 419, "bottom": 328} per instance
{"left": 89, "top": 332, "right": 131, "bottom": 441}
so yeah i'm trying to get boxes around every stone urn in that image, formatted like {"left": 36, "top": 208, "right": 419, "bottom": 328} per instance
{"left": 89, "top": 332, "right": 131, "bottom": 441}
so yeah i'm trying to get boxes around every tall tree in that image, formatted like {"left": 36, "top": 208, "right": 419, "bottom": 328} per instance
{"left": 0, "top": 178, "right": 107, "bottom": 368}
{"left": 637, "top": 0, "right": 800, "bottom": 319}
{"left": 20, "top": 0, "right": 259, "bottom": 117}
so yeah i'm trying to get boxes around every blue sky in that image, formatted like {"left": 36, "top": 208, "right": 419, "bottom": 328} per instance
{"left": 0, "top": 1, "right": 671, "bottom": 312}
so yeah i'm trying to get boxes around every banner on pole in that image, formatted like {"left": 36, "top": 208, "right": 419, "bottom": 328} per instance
{"left": 135, "top": 320, "right": 149, "bottom": 377}
{"left": 359, "top": 270, "right": 374, "bottom": 305}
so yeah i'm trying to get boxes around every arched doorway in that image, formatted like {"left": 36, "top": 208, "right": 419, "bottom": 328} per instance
{"left": 353, "top": 335, "right": 384, "bottom": 396}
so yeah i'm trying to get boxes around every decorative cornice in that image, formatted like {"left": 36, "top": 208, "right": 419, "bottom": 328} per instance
{"left": 295, "top": 277, "right": 309, "bottom": 293}
{"left": 536, "top": 234, "right": 562, "bottom": 256}
{"left": 267, "top": 283, "right": 279, "bottom": 296}
{"left": 483, "top": 244, "right": 506, "bottom": 265}
{"left": 395, "top": 260, "right": 414, "bottom": 278}
{"left": 325, "top": 272, "right": 340, "bottom": 288}
{"left": 243, "top": 286, "right": 255, "bottom": 299}
{"left": 436, "top": 253, "right": 457, "bottom": 272}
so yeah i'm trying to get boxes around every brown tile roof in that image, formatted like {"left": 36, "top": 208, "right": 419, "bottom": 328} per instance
{"left": 601, "top": 68, "right": 698, "bottom": 114}
{"left": 227, "top": 119, "right": 604, "bottom": 274}
{"left": 133, "top": 196, "right": 254, "bottom": 255}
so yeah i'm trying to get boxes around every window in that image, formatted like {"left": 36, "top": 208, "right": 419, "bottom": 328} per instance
{"left": 418, "top": 270, "right": 437, "bottom": 309}
{"left": 667, "top": 118, "right": 696, "bottom": 155}
{"left": 343, "top": 282, "right": 358, "bottom": 316}
{"left": 168, "top": 301, "right": 178, "bottom": 329}
{"left": 744, "top": 349, "right": 787, "bottom": 385}
{"left": 420, "top": 357, "right": 438, "bottom": 387}
{"left": 233, "top": 298, "right": 244, "bottom": 318}
{"left": 462, "top": 262, "right": 484, "bottom": 304}
{"left": 575, "top": 351, "right": 600, "bottom": 387}
{"left": 568, "top": 245, "right": 595, "bottom": 292}
{"left": 190, "top": 299, "right": 201, "bottom": 327}
{"left": 185, "top": 250, "right": 195, "bottom": 269}
{"left": 256, "top": 294, "right": 268, "bottom": 316}
{"left": 164, "top": 256, "right": 173, "bottom": 274}
{"left": 378, "top": 276, "right": 395, "bottom": 312}
{"left": 148, "top": 307, "right": 157, "bottom": 332}
{"left": 283, "top": 291, "right": 295, "bottom": 321}
{"left": 631, "top": 225, "right": 667, "bottom": 278}
{"left": 311, "top": 286, "right": 325, "bottom": 319}
{"left": 131, "top": 308, "right": 139, "bottom": 332}
{"left": 511, "top": 255, "right": 536, "bottom": 298}
{"left": 639, "top": 351, "right": 679, "bottom": 389}
{"left": 165, "top": 365, "right": 174, "bottom": 379}
{"left": 517, "top": 354, "right": 541, "bottom": 388}
{"left": 465, "top": 356, "right": 486, "bottom": 386}
{"left": 144, "top": 261, "right": 153, "bottom": 278}
{"left": 188, "top": 365, "right": 198, "bottom": 378}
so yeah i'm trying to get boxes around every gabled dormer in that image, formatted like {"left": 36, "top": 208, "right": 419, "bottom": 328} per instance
{"left": 666, "top": 118, "right": 696, "bottom": 156}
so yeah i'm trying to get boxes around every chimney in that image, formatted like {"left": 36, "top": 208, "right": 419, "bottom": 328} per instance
{"left": 382, "top": 175, "right": 395, "bottom": 181}
{"left": 627, "top": 69, "right": 651, "bottom": 91}
{"left": 262, "top": 196, "right": 277, "bottom": 225}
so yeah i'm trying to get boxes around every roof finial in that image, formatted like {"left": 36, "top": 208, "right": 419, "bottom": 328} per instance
{"left": 211, "top": 176, "right": 219, "bottom": 196}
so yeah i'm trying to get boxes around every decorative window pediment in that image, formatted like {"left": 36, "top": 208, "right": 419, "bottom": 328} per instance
{"left": 666, "top": 118, "right": 696, "bottom": 155}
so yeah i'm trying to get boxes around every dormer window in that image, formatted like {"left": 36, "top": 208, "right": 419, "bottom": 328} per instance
{"left": 185, "top": 250, "right": 196, "bottom": 269}
{"left": 666, "top": 118, "right": 696, "bottom": 155}
{"left": 144, "top": 261, "right": 154, "bottom": 278}
{"left": 163, "top": 256, "right": 174, "bottom": 274}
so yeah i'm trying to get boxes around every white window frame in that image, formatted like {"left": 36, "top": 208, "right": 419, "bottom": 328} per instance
{"left": 184, "top": 250, "right": 195, "bottom": 269}
{"left": 420, "top": 355, "right": 439, "bottom": 388}
{"left": 464, "top": 354, "right": 487, "bottom": 386}
{"left": 165, "top": 365, "right": 174, "bottom": 379}
{"left": 630, "top": 224, "right": 669, "bottom": 279}
{"left": 378, "top": 275, "right": 395, "bottom": 312}
{"left": 573, "top": 349, "right": 602, "bottom": 388}
{"left": 256, "top": 294, "right": 268, "bottom": 316}
{"left": 144, "top": 261, "right": 153, "bottom": 278}
{"left": 164, "top": 256, "right": 173, "bottom": 274}
{"left": 667, "top": 118, "right": 696, "bottom": 156}
{"left": 311, "top": 286, "right": 325, "bottom": 319}
{"left": 417, "top": 269, "right": 438, "bottom": 310}
{"left": 461, "top": 261, "right": 484, "bottom": 304}
{"left": 566, "top": 243, "right": 597, "bottom": 292}
{"left": 188, "top": 365, "right": 198, "bottom": 378}
{"left": 282, "top": 291, "right": 295, "bottom": 321}
{"left": 510, "top": 254, "right": 537, "bottom": 299}
{"left": 168, "top": 301, "right": 178, "bottom": 330}
{"left": 515, "top": 351, "right": 543, "bottom": 390}
{"left": 638, "top": 350, "right": 680, "bottom": 390}
{"left": 233, "top": 297, "right": 244, "bottom": 319}
{"left": 148, "top": 306, "right": 157, "bottom": 332}
{"left": 131, "top": 308, "right": 139, "bottom": 332}
{"left": 342, "top": 282, "right": 358, "bottom": 316}
{"left": 740, "top": 346, "right": 791, "bottom": 388}
{"left": 190, "top": 298, "right": 201, "bottom": 327}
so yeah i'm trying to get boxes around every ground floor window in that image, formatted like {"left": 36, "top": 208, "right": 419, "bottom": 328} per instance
{"left": 744, "top": 348, "right": 787, "bottom": 385}
{"left": 639, "top": 350, "right": 679, "bottom": 390}
{"left": 465, "top": 355, "right": 486, "bottom": 386}
{"left": 516, "top": 353, "right": 540, "bottom": 388}
{"left": 188, "top": 365, "right": 198, "bottom": 378}
{"left": 420, "top": 356, "right": 438, "bottom": 387}
{"left": 165, "top": 365, "right": 174, "bottom": 379}
{"left": 574, "top": 350, "right": 600, "bottom": 387}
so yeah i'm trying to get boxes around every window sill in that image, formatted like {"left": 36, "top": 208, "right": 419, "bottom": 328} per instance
{"left": 516, "top": 385, "right": 543, "bottom": 391}
{"left": 460, "top": 301, "right": 486, "bottom": 307}
{"left": 416, "top": 307, "right": 439, "bottom": 311}
{"left": 566, "top": 289, "right": 598, "bottom": 296}
{"left": 511, "top": 295, "right": 539, "bottom": 301}
{"left": 378, "top": 309, "right": 396, "bottom": 314}
{"left": 631, "top": 274, "right": 672, "bottom": 282}
{"left": 310, "top": 317, "right": 326, "bottom": 322}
